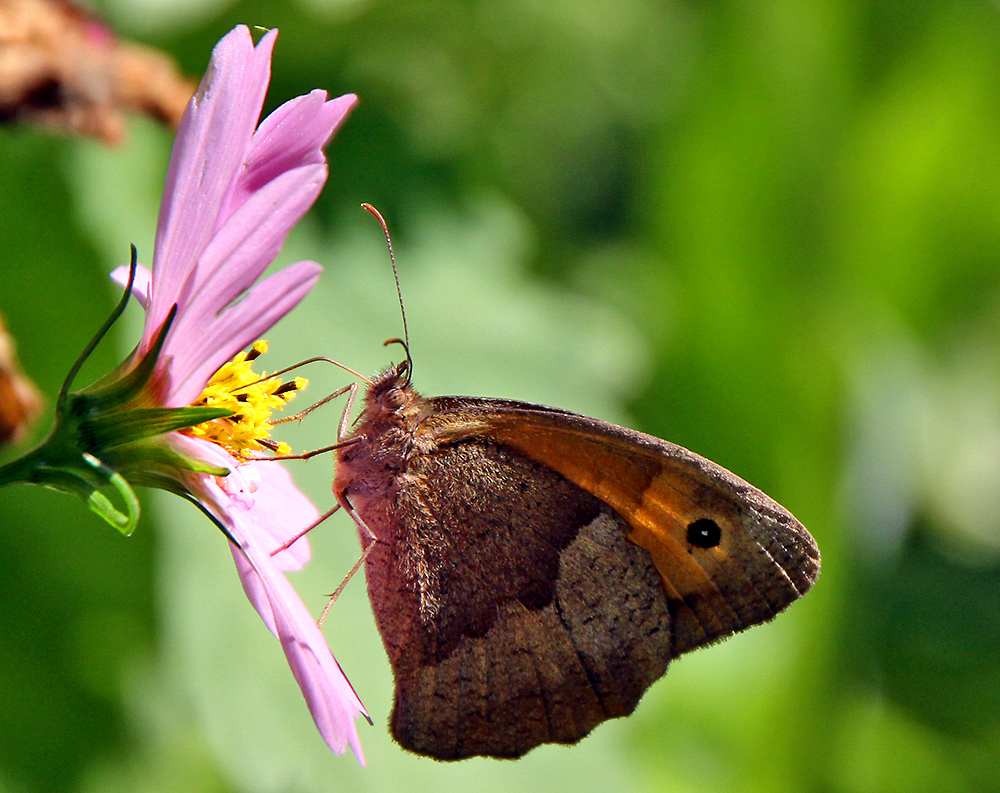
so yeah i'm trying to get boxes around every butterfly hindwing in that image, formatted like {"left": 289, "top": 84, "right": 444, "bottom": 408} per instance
{"left": 361, "top": 434, "right": 674, "bottom": 759}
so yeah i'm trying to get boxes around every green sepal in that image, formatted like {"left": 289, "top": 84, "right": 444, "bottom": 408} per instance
{"left": 57, "top": 247, "right": 140, "bottom": 413}
{"left": 101, "top": 438, "right": 231, "bottom": 482}
{"left": 186, "top": 494, "right": 240, "bottom": 548}
{"left": 83, "top": 454, "right": 140, "bottom": 536}
{"left": 1, "top": 245, "right": 246, "bottom": 537}
{"left": 72, "top": 305, "right": 177, "bottom": 415}
{"left": 80, "top": 406, "right": 232, "bottom": 450}
{"left": 9, "top": 462, "right": 105, "bottom": 496}
{"left": 0, "top": 452, "right": 141, "bottom": 535}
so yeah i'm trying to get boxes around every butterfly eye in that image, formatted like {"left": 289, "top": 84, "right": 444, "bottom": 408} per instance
{"left": 686, "top": 518, "right": 722, "bottom": 549}
{"left": 384, "top": 387, "right": 407, "bottom": 410}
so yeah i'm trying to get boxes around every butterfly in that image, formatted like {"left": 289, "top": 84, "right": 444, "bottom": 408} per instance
{"left": 332, "top": 357, "right": 820, "bottom": 760}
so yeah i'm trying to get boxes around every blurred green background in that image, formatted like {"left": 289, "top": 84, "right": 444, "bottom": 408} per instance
{"left": 2, "top": 0, "right": 1000, "bottom": 790}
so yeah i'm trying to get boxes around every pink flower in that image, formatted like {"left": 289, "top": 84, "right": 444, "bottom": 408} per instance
{"left": 0, "top": 22, "right": 367, "bottom": 762}
{"left": 112, "top": 25, "right": 366, "bottom": 761}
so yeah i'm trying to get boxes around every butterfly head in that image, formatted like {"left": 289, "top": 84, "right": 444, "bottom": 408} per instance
{"left": 361, "top": 359, "right": 426, "bottom": 424}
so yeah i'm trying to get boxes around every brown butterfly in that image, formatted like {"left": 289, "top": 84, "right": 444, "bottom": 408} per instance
{"left": 332, "top": 356, "right": 820, "bottom": 761}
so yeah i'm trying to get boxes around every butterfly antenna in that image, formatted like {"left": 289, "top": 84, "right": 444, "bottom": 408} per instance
{"left": 362, "top": 203, "right": 413, "bottom": 379}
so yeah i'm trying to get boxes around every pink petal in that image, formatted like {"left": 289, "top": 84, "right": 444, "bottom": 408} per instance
{"left": 148, "top": 27, "right": 275, "bottom": 340}
{"left": 224, "top": 91, "right": 357, "bottom": 217}
{"left": 185, "top": 453, "right": 366, "bottom": 761}
{"left": 137, "top": 25, "right": 355, "bottom": 404}
{"left": 227, "top": 461, "right": 316, "bottom": 571}
{"left": 230, "top": 544, "right": 277, "bottom": 633}
{"left": 169, "top": 436, "right": 311, "bottom": 570}
{"left": 110, "top": 264, "right": 152, "bottom": 309}
{"left": 174, "top": 163, "right": 328, "bottom": 326}
{"left": 165, "top": 259, "right": 321, "bottom": 407}
{"left": 107, "top": 24, "right": 366, "bottom": 761}
{"left": 227, "top": 516, "right": 367, "bottom": 762}
{"left": 168, "top": 432, "right": 239, "bottom": 475}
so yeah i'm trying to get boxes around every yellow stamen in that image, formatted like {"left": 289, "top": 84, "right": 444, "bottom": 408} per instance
{"left": 185, "top": 340, "right": 305, "bottom": 458}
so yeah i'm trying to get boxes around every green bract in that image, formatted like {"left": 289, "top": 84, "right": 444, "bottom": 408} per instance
{"left": 0, "top": 249, "right": 232, "bottom": 535}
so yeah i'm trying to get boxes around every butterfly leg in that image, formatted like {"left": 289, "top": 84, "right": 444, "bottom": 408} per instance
{"left": 316, "top": 513, "right": 378, "bottom": 625}
{"left": 269, "top": 502, "right": 341, "bottom": 557}
{"left": 337, "top": 381, "right": 359, "bottom": 441}
{"left": 318, "top": 385, "right": 373, "bottom": 624}
{"left": 318, "top": 494, "right": 378, "bottom": 626}
{"left": 267, "top": 386, "right": 364, "bottom": 551}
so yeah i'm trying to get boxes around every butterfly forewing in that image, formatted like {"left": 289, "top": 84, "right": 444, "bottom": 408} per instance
{"left": 425, "top": 396, "right": 820, "bottom": 654}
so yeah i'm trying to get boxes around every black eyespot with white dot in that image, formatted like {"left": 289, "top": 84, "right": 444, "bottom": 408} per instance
{"left": 687, "top": 518, "right": 722, "bottom": 549}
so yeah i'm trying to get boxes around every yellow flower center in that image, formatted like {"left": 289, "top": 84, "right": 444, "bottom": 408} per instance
{"left": 185, "top": 340, "right": 306, "bottom": 458}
